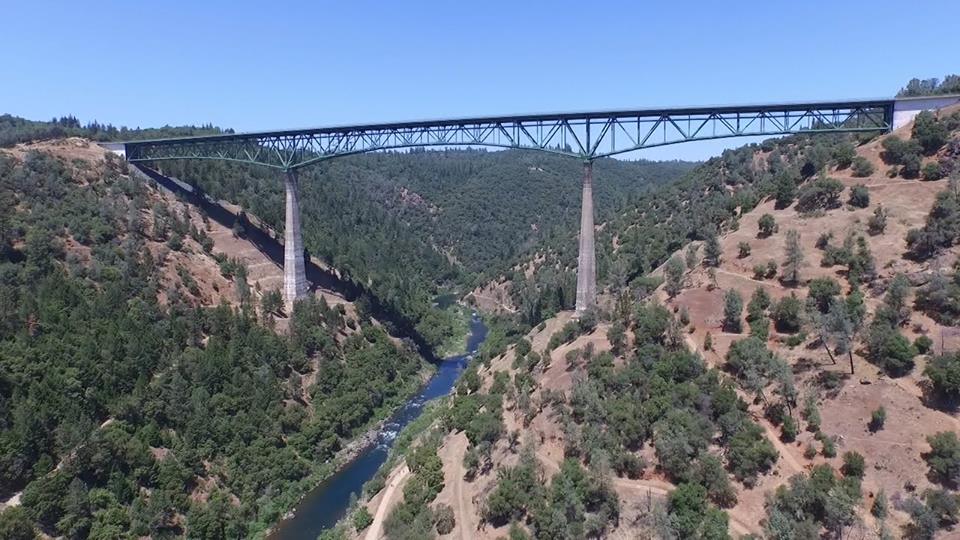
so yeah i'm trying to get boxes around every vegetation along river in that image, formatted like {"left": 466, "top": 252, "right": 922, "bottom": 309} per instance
{"left": 270, "top": 311, "right": 488, "bottom": 539}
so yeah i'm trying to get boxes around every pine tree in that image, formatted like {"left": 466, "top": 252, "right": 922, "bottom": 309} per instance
{"left": 704, "top": 232, "right": 722, "bottom": 267}
{"left": 782, "top": 229, "right": 805, "bottom": 285}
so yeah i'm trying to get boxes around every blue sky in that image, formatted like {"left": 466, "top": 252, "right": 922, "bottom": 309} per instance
{"left": 4, "top": 0, "right": 958, "bottom": 160}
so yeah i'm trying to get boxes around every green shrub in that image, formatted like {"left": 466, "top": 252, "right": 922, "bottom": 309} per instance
{"left": 881, "top": 135, "right": 921, "bottom": 165}
{"left": 923, "top": 161, "right": 944, "bottom": 181}
{"left": 869, "top": 406, "right": 886, "bottom": 432}
{"left": 771, "top": 294, "right": 803, "bottom": 333}
{"left": 821, "top": 436, "right": 837, "bottom": 458}
{"left": 913, "top": 110, "right": 949, "bottom": 154}
{"left": 902, "top": 153, "right": 922, "bottom": 179}
{"left": 841, "top": 451, "right": 865, "bottom": 478}
{"left": 925, "top": 431, "right": 960, "bottom": 487}
{"left": 434, "top": 503, "right": 455, "bottom": 535}
{"left": 923, "top": 352, "right": 960, "bottom": 406}
{"left": 915, "top": 335, "right": 934, "bottom": 354}
{"left": 758, "top": 214, "right": 777, "bottom": 237}
{"left": 852, "top": 156, "right": 874, "bottom": 177}
{"left": 781, "top": 416, "right": 798, "bottom": 442}
{"left": 867, "top": 205, "right": 888, "bottom": 235}
{"left": 796, "top": 177, "right": 844, "bottom": 213}
{"left": 353, "top": 507, "right": 374, "bottom": 531}
{"left": 848, "top": 184, "right": 870, "bottom": 208}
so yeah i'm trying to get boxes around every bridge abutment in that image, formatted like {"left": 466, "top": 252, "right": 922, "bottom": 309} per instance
{"left": 284, "top": 170, "right": 308, "bottom": 311}
{"left": 574, "top": 161, "right": 596, "bottom": 316}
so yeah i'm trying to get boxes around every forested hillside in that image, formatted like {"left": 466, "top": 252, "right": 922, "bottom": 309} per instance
{"left": 153, "top": 150, "right": 692, "bottom": 340}
{"left": 0, "top": 114, "right": 229, "bottom": 148}
{"left": 0, "top": 113, "right": 694, "bottom": 354}
{"left": 0, "top": 141, "right": 431, "bottom": 538}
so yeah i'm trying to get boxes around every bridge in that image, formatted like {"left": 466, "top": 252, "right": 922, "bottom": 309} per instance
{"left": 117, "top": 95, "right": 959, "bottom": 314}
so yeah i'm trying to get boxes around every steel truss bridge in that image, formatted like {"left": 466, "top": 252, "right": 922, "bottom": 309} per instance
{"left": 120, "top": 98, "right": 898, "bottom": 314}
{"left": 123, "top": 99, "right": 895, "bottom": 170}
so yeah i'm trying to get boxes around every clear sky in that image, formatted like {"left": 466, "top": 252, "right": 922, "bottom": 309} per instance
{"left": 4, "top": 0, "right": 958, "bottom": 160}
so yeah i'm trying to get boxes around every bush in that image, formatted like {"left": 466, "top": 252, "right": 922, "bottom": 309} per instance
{"left": 0, "top": 507, "right": 35, "bottom": 540}
{"left": 832, "top": 141, "right": 856, "bottom": 169}
{"left": 867, "top": 205, "right": 888, "bottom": 235}
{"left": 852, "top": 156, "right": 874, "bottom": 177}
{"left": 781, "top": 416, "right": 798, "bottom": 442}
{"left": 923, "top": 161, "right": 944, "bottom": 181}
{"left": 758, "top": 214, "right": 777, "bottom": 237}
{"left": 872, "top": 490, "right": 888, "bottom": 519}
{"left": 774, "top": 171, "right": 798, "bottom": 209}
{"left": 848, "top": 184, "right": 870, "bottom": 208}
{"left": 815, "top": 231, "right": 833, "bottom": 249}
{"left": 924, "top": 352, "right": 960, "bottom": 406}
{"left": 771, "top": 294, "right": 803, "bottom": 333}
{"left": 841, "top": 451, "right": 866, "bottom": 478}
{"left": 796, "top": 177, "right": 844, "bottom": 213}
{"left": 913, "top": 110, "right": 949, "bottom": 154}
{"left": 881, "top": 135, "right": 921, "bottom": 165}
{"left": 727, "top": 425, "right": 778, "bottom": 485}
{"left": 902, "top": 153, "right": 922, "bottom": 179}
{"left": 747, "top": 287, "right": 771, "bottom": 321}
{"left": 613, "top": 451, "right": 646, "bottom": 479}
{"left": 867, "top": 323, "right": 917, "bottom": 376}
{"left": 821, "top": 436, "right": 837, "bottom": 457}
{"left": 434, "top": 503, "right": 455, "bottom": 535}
{"left": 869, "top": 406, "right": 886, "bottom": 432}
{"left": 785, "top": 332, "right": 806, "bottom": 348}
{"left": 916, "top": 335, "right": 934, "bottom": 354}
{"left": 808, "top": 277, "right": 841, "bottom": 313}
{"left": 664, "top": 255, "right": 685, "bottom": 298}
{"left": 925, "top": 431, "right": 960, "bottom": 487}
{"left": 353, "top": 507, "right": 374, "bottom": 531}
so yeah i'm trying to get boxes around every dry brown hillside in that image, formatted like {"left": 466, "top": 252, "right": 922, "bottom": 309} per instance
{"left": 359, "top": 106, "right": 960, "bottom": 539}
{"left": 4, "top": 138, "right": 358, "bottom": 326}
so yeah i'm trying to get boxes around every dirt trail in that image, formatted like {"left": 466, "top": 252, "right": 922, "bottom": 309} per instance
{"left": 469, "top": 292, "right": 517, "bottom": 313}
{"left": 447, "top": 434, "right": 477, "bottom": 540}
{"left": 365, "top": 464, "right": 410, "bottom": 540}
{"left": 715, "top": 267, "right": 787, "bottom": 289}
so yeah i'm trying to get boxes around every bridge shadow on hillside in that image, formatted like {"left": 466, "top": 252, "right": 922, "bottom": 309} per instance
{"left": 132, "top": 164, "right": 437, "bottom": 361}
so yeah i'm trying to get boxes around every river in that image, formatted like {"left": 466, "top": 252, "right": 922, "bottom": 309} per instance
{"left": 269, "top": 311, "right": 487, "bottom": 540}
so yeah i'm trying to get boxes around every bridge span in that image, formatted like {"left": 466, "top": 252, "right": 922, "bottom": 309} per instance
{"left": 117, "top": 95, "right": 959, "bottom": 314}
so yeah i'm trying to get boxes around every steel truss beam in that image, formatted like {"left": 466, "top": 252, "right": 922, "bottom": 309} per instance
{"left": 123, "top": 99, "right": 895, "bottom": 170}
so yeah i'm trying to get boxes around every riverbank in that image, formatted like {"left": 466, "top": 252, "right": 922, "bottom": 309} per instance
{"left": 434, "top": 303, "right": 471, "bottom": 357}
{"left": 268, "top": 314, "right": 487, "bottom": 540}
{"left": 257, "top": 362, "right": 435, "bottom": 539}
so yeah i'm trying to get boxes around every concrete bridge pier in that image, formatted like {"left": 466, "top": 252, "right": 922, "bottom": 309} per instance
{"left": 574, "top": 161, "right": 596, "bottom": 316}
{"left": 283, "top": 170, "right": 308, "bottom": 311}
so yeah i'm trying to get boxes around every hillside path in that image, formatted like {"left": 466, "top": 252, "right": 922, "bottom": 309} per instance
{"left": 365, "top": 464, "right": 410, "bottom": 540}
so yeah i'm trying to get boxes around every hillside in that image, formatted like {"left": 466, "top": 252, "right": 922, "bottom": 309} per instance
{"left": 349, "top": 102, "right": 960, "bottom": 539}
{"left": 0, "top": 139, "right": 434, "bottom": 538}
{"left": 154, "top": 151, "right": 694, "bottom": 343}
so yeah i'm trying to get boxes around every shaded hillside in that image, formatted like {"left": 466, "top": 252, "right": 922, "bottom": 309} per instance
{"left": 154, "top": 151, "right": 693, "bottom": 346}
{"left": 0, "top": 140, "right": 432, "bottom": 538}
